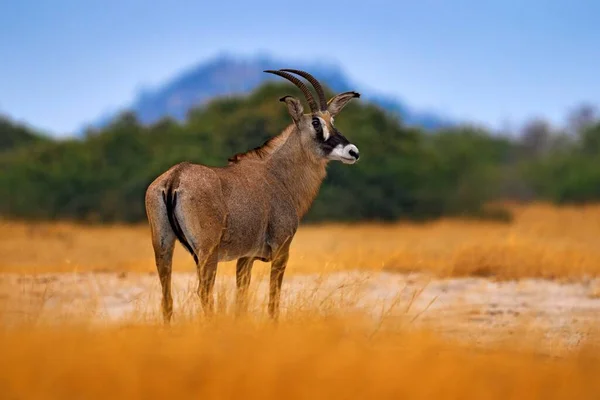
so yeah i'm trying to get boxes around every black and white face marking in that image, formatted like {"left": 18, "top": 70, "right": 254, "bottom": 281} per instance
{"left": 311, "top": 117, "right": 330, "bottom": 141}
{"left": 311, "top": 116, "right": 360, "bottom": 164}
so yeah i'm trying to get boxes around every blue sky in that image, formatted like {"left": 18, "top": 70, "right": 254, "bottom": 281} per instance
{"left": 1, "top": 0, "right": 598, "bottom": 136}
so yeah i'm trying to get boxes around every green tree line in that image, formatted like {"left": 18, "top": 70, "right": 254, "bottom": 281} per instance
{"left": 1, "top": 83, "right": 599, "bottom": 223}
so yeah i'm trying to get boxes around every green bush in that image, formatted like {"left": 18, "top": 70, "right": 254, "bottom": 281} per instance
{"left": 1, "top": 83, "right": 599, "bottom": 223}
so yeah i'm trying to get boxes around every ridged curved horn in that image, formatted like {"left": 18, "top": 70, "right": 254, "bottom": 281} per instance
{"left": 264, "top": 70, "right": 318, "bottom": 113}
{"left": 280, "top": 69, "right": 327, "bottom": 111}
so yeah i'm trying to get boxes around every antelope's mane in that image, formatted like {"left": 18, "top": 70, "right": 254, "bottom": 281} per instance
{"left": 227, "top": 125, "right": 294, "bottom": 164}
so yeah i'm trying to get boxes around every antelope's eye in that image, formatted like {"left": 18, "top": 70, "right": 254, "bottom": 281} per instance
{"left": 312, "top": 119, "right": 320, "bottom": 129}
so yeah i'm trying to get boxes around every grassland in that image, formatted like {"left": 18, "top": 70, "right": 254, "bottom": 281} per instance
{"left": 2, "top": 202, "right": 600, "bottom": 279}
{"left": 2, "top": 317, "right": 600, "bottom": 400}
{"left": 2, "top": 203, "right": 600, "bottom": 399}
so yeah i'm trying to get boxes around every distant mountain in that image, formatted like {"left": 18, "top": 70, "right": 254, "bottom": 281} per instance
{"left": 86, "top": 54, "right": 453, "bottom": 132}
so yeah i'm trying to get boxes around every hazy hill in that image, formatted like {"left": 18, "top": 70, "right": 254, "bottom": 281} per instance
{"left": 87, "top": 54, "right": 452, "bottom": 132}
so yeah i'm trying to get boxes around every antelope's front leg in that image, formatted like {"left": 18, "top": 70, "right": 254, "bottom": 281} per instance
{"left": 268, "top": 246, "right": 290, "bottom": 320}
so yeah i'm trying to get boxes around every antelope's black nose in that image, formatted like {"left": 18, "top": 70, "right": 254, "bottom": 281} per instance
{"left": 349, "top": 149, "right": 359, "bottom": 160}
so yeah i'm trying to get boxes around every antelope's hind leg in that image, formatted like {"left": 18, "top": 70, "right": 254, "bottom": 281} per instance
{"left": 196, "top": 246, "right": 219, "bottom": 316}
{"left": 174, "top": 200, "right": 225, "bottom": 317}
{"left": 269, "top": 239, "right": 292, "bottom": 320}
{"left": 146, "top": 189, "right": 176, "bottom": 324}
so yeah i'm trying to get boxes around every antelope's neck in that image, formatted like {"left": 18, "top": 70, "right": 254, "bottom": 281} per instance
{"left": 267, "top": 128, "right": 327, "bottom": 218}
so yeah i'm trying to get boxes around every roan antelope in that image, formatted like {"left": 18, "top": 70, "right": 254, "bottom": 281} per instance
{"left": 145, "top": 69, "right": 361, "bottom": 323}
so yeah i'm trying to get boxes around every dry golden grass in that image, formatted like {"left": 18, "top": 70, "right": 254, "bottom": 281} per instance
{"left": 3, "top": 203, "right": 600, "bottom": 398}
{"left": 2, "top": 202, "right": 600, "bottom": 279}
{"left": 1, "top": 313, "right": 600, "bottom": 400}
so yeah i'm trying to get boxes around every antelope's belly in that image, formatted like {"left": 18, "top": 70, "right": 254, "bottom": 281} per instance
{"left": 216, "top": 212, "right": 270, "bottom": 262}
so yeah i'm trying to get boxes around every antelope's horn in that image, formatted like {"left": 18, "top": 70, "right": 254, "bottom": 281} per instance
{"left": 281, "top": 69, "right": 327, "bottom": 111}
{"left": 264, "top": 70, "right": 318, "bottom": 113}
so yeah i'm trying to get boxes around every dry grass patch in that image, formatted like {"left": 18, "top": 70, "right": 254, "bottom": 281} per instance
{"left": 2, "top": 202, "right": 600, "bottom": 279}
{"left": 1, "top": 315, "right": 600, "bottom": 400}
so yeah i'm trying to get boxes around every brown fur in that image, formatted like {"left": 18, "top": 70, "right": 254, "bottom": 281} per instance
{"left": 145, "top": 71, "right": 360, "bottom": 323}
{"left": 227, "top": 126, "right": 293, "bottom": 164}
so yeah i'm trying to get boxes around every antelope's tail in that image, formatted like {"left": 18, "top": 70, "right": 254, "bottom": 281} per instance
{"left": 163, "top": 179, "right": 198, "bottom": 264}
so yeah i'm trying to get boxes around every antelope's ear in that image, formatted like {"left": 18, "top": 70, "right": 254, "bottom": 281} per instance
{"left": 327, "top": 91, "right": 360, "bottom": 117}
{"left": 279, "top": 95, "right": 304, "bottom": 124}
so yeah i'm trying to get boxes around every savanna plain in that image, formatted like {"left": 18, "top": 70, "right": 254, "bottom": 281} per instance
{"left": 2, "top": 203, "right": 600, "bottom": 399}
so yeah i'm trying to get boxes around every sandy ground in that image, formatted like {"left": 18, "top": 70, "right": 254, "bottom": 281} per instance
{"left": 2, "top": 271, "right": 600, "bottom": 351}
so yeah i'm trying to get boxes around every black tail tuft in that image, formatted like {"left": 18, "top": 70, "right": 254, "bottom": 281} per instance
{"left": 164, "top": 183, "right": 198, "bottom": 264}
